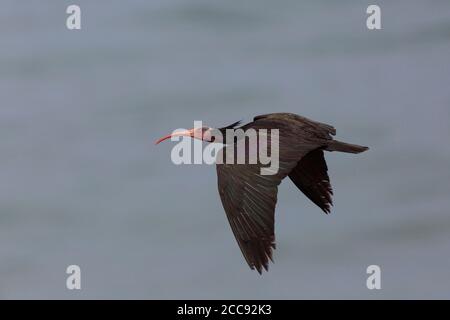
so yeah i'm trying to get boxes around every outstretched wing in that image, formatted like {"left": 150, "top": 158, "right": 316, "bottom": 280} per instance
{"left": 216, "top": 119, "right": 330, "bottom": 273}
{"left": 288, "top": 149, "right": 333, "bottom": 213}
{"left": 217, "top": 161, "right": 280, "bottom": 273}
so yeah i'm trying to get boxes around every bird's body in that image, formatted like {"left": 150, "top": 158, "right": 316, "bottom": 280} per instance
{"left": 156, "top": 112, "right": 368, "bottom": 273}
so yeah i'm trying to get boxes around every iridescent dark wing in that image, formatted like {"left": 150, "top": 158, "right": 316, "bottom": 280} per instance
{"left": 216, "top": 114, "right": 335, "bottom": 273}
{"left": 288, "top": 149, "right": 333, "bottom": 213}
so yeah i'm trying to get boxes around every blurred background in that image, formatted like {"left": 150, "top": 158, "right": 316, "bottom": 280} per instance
{"left": 1, "top": 0, "right": 449, "bottom": 299}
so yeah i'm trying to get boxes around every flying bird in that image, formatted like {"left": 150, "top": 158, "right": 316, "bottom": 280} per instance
{"left": 156, "top": 113, "right": 368, "bottom": 273}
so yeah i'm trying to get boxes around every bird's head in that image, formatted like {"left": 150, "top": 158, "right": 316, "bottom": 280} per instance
{"left": 155, "top": 126, "right": 216, "bottom": 144}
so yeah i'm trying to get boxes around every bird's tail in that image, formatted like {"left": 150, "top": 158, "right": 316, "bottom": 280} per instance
{"left": 326, "top": 140, "right": 369, "bottom": 154}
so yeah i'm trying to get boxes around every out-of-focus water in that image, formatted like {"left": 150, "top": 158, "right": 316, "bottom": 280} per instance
{"left": 1, "top": 0, "right": 450, "bottom": 299}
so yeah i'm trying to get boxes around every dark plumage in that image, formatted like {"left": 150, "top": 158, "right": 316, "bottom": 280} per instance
{"left": 216, "top": 113, "right": 368, "bottom": 273}
{"left": 156, "top": 112, "right": 369, "bottom": 273}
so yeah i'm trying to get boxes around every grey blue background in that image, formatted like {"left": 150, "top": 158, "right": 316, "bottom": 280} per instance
{"left": 1, "top": 1, "right": 450, "bottom": 299}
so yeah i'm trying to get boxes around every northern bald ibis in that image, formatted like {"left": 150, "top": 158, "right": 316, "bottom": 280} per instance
{"left": 156, "top": 113, "right": 368, "bottom": 273}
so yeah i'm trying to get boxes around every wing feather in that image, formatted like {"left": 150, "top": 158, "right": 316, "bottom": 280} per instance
{"left": 288, "top": 149, "right": 333, "bottom": 213}
{"left": 216, "top": 114, "right": 335, "bottom": 273}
